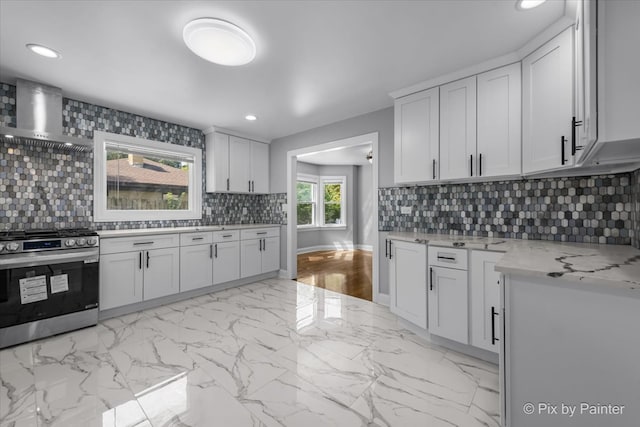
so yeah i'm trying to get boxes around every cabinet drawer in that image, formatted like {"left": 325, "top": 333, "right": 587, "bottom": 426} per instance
{"left": 180, "top": 231, "right": 213, "bottom": 246}
{"left": 213, "top": 230, "right": 240, "bottom": 242}
{"left": 240, "top": 227, "right": 280, "bottom": 240}
{"left": 100, "top": 233, "right": 180, "bottom": 254}
{"left": 428, "top": 247, "right": 468, "bottom": 270}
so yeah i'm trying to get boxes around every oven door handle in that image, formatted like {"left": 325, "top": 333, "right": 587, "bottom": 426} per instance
{"left": 0, "top": 249, "right": 99, "bottom": 269}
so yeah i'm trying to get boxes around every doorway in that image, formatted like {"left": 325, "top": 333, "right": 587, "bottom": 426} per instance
{"left": 286, "top": 133, "right": 380, "bottom": 302}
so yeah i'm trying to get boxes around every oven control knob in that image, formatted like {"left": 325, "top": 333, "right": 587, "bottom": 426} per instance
{"left": 6, "top": 242, "right": 19, "bottom": 251}
{"left": 87, "top": 237, "right": 98, "bottom": 246}
{"left": 65, "top": 239, "right": 76, "bottom": 247}
{"left": 77, "top": 238, "right": 87, "bottom": 246}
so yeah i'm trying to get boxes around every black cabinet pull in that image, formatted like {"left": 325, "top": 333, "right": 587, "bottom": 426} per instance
{"left": 226, "top": 178, "right": 230, "bottom": 191}
{"left": 385, "top": 239, "right": 389, "bottom": 258}
{"left": 479, "top": 153, "right": 482, "bottom": 176}
{"left": 146, "top": 251, "right": 150, "bottom": 268}
{"left": 561, "top": 136, "right": 567, "bottom": 165}
{"left": 491, "top": 306, "right": 500, "bottom": 345}
{"left": 432, "top": 159, "right": 436, "bottom": 180}
{"left": 210, "top": 244, "right": 213, "bottom": 259}
{"left": 470, "top": 154, "right": 473, "bottom": 176}
{"left": 215, "top": 243, "right": 218, "bottom": 258}
{"left": 259, "top": 239, "right": 262, "bottom": 251}
{"left": 252, "top": 181, "right": 255, "bottom": 192}
{"left": 571, "top": 116, "right": 584, "bottom": 155}
{"left": 263, "top": 238, "right": 266, "bottom": 251}
{"left": 429, "top": 267, "right": 434, "bottom": 291}
{"left": 388, "top": 240, "right": 392, "bottom": 259}
{"left": 139, "top": 251, "right": 142, "bottom": 270}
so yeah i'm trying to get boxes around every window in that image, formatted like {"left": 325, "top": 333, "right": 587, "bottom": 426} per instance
{"left": 296, "top": 174, "right": 346, "bottom": 228}
{"left": 94, "top": 131, "right": 202, "bottom": 222}
{"left": 296, "top": 175, "right": 317, "bottom": 227}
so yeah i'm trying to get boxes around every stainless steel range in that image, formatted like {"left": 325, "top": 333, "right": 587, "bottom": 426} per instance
{"left": 0, "top": 228, "right": 100, "bottom": 348}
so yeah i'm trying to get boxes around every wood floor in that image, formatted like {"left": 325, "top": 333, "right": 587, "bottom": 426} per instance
{"left": 296, "top": 249, "right": 372, "bottom": 301}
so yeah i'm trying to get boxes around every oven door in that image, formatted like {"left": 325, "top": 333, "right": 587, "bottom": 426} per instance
{"left": 0, "top": 249, "right": 99, "bottom": 329}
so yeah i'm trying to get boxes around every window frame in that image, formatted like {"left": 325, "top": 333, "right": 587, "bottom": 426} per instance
{"left": 296, "top": 174, "right": 319, "bottom": 228}
{"left": 93, "top": 131, "right": 202, "bottom": 222}
{"left": 296, "top": 173, "right": 347, "bottom": 230}
{"left": 319, "top": 176, "right": 347, "bottom": 227}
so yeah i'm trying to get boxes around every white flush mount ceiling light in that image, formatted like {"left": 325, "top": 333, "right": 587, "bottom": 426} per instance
{"left": 26, "top": 43, "right": 61, "bottom": 59}
{"left": 516, "top": 0, "right": 547, "bottom": 10}
{"left": 245, "top": 114, "right": 257, "bottom": 121}
{"left": 183, "top": 18, "right": 256, "bottom": 66}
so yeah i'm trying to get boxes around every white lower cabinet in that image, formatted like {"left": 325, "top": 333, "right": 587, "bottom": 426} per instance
{"left": 470, "top": 251, "right": 502, "bottom": 353}
{"left": 180, "top": 243, "right": 213, "bottom": 292}
{"left": 100, "top": 251, "right": 144, "bottom": 311}
{"left": 143, "top": 247, "right": 180, "bottom": 300}
{"left": 213, "top": 241, "right": 240, "bottom": 284}
{"left": 240, "top": 228, "right": 280, "bottom": 278}
{"left": 428, "top": 266, "right": 469, "bottom": 344}
{"left": 388, "top": 240, "right": 427, "bottom": 328}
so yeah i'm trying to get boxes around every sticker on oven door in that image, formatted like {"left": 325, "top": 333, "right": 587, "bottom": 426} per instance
{"left": 50, "top": 274, "right": 69, "bottom": 294}
{"left": 19, "top": 275, "right": 48, "bottom": 304}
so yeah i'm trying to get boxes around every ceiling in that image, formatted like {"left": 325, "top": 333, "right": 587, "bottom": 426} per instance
{"left": 298, "top": 143, "right": 373, "bottom": 166}
{"left": 0, "top": 1, "right": 566, "bottom": 142}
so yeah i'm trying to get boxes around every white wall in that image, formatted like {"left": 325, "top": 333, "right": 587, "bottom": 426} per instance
{"left": 357, "top": 163, "right": 375, "bottom": 248}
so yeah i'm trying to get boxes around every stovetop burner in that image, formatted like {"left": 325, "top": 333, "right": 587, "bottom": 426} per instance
{"left": 0, "top": 228, "right": 98, "bottom": 242}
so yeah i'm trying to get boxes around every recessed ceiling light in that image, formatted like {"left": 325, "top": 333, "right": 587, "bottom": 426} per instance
{"left": 183, "top": 18, "right": 256, "bottom": 66}
{"left": 516, "top": 0, "right": 546, "bottom": 10}
{"left": 245, "top": 114, "right": 257, "bottom": 121}
{"left": 64, "top": 142, "right": 73, "bottom": 146}
{"left": 26, "top": 43, "right": 61, "bottom": 59}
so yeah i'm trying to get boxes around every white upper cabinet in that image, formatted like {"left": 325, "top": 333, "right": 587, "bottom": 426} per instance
{"left": 477, "top": 63, "right": 522, "bottom": 177}
{"left": 522, "top": 27, "right": 574, "bottom": 174}
{"left": 206, "top": 132, "right": 270, "bottom": 193}
{"left": 439, "top": 76, "right": 477, "bottom": 180}
{"left": 394, "top": 87, "right": 439, "bottom": 184}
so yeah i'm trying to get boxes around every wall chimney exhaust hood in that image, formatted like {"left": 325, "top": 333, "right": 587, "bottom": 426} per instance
{"left": 0, "top": 79, "right": 93, "bottom": 152}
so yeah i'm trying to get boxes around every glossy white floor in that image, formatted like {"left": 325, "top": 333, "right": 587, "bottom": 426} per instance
{"left": 0, "top": 278, "right": 499, "bottom": 427}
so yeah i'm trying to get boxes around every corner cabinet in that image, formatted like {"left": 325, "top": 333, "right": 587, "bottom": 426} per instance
{"left": 470, "top": 250, "right": 502, "bottom": 353}
{"left": 394, "top": 88, "right": 439, "bottom": 184}
{"left": 388, "top": 240, "right": 428, "bottom": 328}
{"left": 206, "top": 132, "right": 269, "bottom": 193}
{"left": 522, "top": 27, "right": 575, "bottom": 174}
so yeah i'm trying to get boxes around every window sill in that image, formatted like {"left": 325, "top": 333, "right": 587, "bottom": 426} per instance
{"left": 297, "top": 226, "right": 348, "bottom": 232}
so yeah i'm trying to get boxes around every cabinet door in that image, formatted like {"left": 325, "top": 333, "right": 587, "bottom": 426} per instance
{"left": 229, "top": 136, "right": 252, "bottom": 193}
{"left": 394, "top": 88, "right": 439, "bottom": 183}
{"left": 261, "top": 237, "right": 280, "bottom": 273}
{"left": 477, "top": 63, "right": 522, "bottom": 177}
{"left": 180, "top": 244, "right": 213, "bottom": 292}
{"left": 100, "top": 252, "right": 143, "bottom": 311}
{"left": 213, "top": 241, "right": 240, "bottom": 285}
{"left": 428, "top": 266, "right": 468, "bottom": 344}
{"left": 251, "top": 142, "right": 270, "bottom": 194}
{"left": 440, "top": 76, "right": 477, "bottom": 180}
{"left": 205, "top": 132, "right": 229, "bottom": 192}
{"left": 143, "top": 247, "right": 180, "bottom": 300}
{"left": 240, "top": 239, "right": 262, "bottom": 278}
{"left": 522, "top": 27, "right": 574, "bottom": 173}
{"left": 470, "top": 251, "right": 502, "bottom": 353}
{"left": 389, "top": 240, "right": 427, "bottom": 328}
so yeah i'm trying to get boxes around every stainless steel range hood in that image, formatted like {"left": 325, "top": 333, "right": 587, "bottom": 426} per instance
{"left": 0, "top": 79, "right": 93, "bottom": 152}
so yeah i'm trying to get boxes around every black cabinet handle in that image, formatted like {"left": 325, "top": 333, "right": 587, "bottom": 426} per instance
{"left": 479, "top": 153, "right": 482, "bottom": 176}
{"left": 259, "top": 239, "right": 262, "bottom": 251}
{"left": 210, "top": 244, "right": 213, "bottom": 259}
{"left": 215, "top": 243, "right": 218, "bottom": 258}
{"left": 252, "top": 181, "right": 255, "bottom": 192}
{"left": 561, "top": 136, "right": 568, "bottom": 165}
{"left": 432, "top": 159, "right": 436, "bottom": 180}
{"left": 388, "top": 240, "right": 392, "bottom": 259}
{"left": 385, "top": 239, "right": 389, "bottom": 258}
{"left": 470, "top": 154, "right": 473, "bottom": 177}
{"left": 226, "top": 178, "right": 230, "bottom": 191}
{"left": 263, "top": 238, "right": 266, "bottom": 251}
{"left": 146, "top": 251, "right": 150, "bottom": 269}
{"left": 571, "top": 116, "right": 584, "bottom": 155}
{"left": 429, "top": 267, "right": 434, "bottom": 291}
{"left": 139, "top": 251, "right": 142, "bottom": 270}
{"left": 491, "top": 306, "right": 500, "bottom": 345}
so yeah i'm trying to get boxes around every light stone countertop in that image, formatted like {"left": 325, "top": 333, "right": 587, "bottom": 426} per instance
{"left": 386, "top": 231, "right": 640, "bottom": 290}
{"left": 97, "top": 224, "right": 281, "bottom": 238}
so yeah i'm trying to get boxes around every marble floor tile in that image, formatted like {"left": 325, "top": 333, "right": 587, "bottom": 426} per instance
{"left": 0, "top": 278, "right": 500, "bottom": 427}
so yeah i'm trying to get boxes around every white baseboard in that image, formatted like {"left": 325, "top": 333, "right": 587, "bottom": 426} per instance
{"left": 375, "top": 293, "right": 390, "bottom": 306}
{"left": 278, "top": 269, "right": 291, "bottom": 279}
{"left": 297, "top": 243, "right": 374, "bottom": 254}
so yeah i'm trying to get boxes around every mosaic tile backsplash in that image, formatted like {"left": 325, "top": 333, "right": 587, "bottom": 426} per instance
{"left": 631, "top": 168, "right": 640, "bottom": 249}
{"left": 0, "top": 82, "right": 284, "bottom": 230}
{"left": 379, "top": 174, "right": 636, "bottom": 245}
